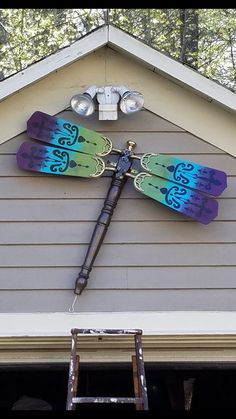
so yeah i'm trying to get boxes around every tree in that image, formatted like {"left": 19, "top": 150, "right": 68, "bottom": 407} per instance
{"left": 0, "top": 9, "right": 103, "bottom": 79}
{"left": 179, "top": 9, "right": 199, "bottom": 67}
{"left": 1, "top": 9, "right": 236, "bottom": 91}
{"left": 108, "top": 8, "right": 236, "bottom": 90}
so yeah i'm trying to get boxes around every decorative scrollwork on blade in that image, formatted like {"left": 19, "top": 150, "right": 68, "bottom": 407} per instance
{"left": 57, "top": 123, "right": 79, "bottom": 147}
{"left": 91, "top": 158, "right": 106, "bottom": 177}
{"left": 49, "top": 149, "right": 70, "bottom": 173}
{"left": 97, "top": 136, "right": 113, "bottom": 156}
{"left": 160, "top": 184, "right": 188, "bottom": 209}
{"left": 141, "top": 153, "right": 227, "bottom": 196}
{"left": 56, "top": 122, "right": 97, "bottom": 148}
{"left": 18, "top": 144, "right": 70, "bottom": 173}
{"left": 171, "top": 162, "right": 195, "bottom": 184}
{"left": 16, "top": 142, "right": 106, "bottom": 178}
{"left": 27, "top": 111, "right": 113, "bottom": 157}
{"left": 134, "top": 172, "right": 218, "bottom": 224}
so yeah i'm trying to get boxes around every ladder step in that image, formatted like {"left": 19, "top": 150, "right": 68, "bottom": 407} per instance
{"left": 72, "top": 397, "right": 143, "bottom": 404}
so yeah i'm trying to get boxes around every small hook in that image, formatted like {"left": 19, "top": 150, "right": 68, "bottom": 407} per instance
{"left": 68, "top": 295, "right": 78, "bottom": 313}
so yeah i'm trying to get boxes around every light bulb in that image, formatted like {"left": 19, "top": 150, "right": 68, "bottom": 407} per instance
{"left": 119, "top": 91, "right": 144, "bottom": 114}
{"left": 70, "top": 93, "right": 95, "bottom": 117}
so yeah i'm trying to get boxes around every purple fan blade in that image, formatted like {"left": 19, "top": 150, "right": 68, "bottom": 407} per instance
{"left": 16, "top": 142, "right": 105, "bottom": 178}
{"left": 27, "top": 111, "right": 112, "bottom": 157}
{"left": 134, "top": 173, "right": 219, "bottom": 224}
{"left": 141, "top": 153, "right": 227, "bottom": 196}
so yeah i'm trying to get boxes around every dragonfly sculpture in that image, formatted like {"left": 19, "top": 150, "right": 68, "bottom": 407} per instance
{"left": 16, "top": 111, "right": 227, "bottom": 296}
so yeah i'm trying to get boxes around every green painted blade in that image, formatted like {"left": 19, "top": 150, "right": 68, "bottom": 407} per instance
{"left": 17, "top": 142, "right": 105, "bottom": 178}
{"left": 134, "top": 172, "right": 218, "bottom": 224}
{"left": 27, "top": 111, "right": 113, "bottom": 157}
{"left": 140, "top": 153, "right": 227, "bottom": 196}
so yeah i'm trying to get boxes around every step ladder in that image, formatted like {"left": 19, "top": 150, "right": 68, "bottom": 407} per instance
{"left": 66, "top": 328, "right": 149, "bottom": 411}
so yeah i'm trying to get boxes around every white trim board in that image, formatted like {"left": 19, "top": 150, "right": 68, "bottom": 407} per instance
{"left": 108, "top": 26, "right": 236, "bottom": 112}
{"left": 1, "top": 25, "right": 236, "bottom": 157}
{"left": 1, "top": 46, "right": 236, "bottom": 157}
{"left": 2, "top": 311, "right": 236, "bottom": 337}
{"left": 1, "top": 24, "right": 236, "bottom": 112}
{"left": 0, "top": 25, "right": 108, "bottom": 101}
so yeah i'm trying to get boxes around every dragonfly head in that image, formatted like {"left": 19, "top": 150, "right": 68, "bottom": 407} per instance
{"left": 126, "top": 140, "right": 136, "bottom": 152}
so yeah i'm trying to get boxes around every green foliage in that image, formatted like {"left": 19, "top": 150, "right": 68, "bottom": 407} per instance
{"left": 196, "top": 9, "right": 236, "bottom": 90}
{"left": 1, "top": 8, "right": 236, "bottom": 91}
{"left": 109, "top": 8, "right": 236, "bottom": 90}
{"left": 0, "top": 9, "right": 103, "bottom": 78}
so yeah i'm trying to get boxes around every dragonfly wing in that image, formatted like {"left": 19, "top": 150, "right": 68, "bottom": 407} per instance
{"left": 16, "top": 142, "right": 105, "bottom": 178}
{"left": 134, "top": 172, "right": 218, "bottom": 224}
{"left": 27, "top": 111, "right": 113, "bottom": 157}
{"left": 141, "top": 153, "right": 227, "bottom": 196}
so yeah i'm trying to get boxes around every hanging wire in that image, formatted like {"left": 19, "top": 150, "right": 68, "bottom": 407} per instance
{"left": 68, "top": 295, "right": 78, "bottom": 313}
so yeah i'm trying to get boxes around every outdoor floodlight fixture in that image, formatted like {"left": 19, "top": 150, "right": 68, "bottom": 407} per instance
{"left": 70, "top": 85, "right": 144, "bottom": 120}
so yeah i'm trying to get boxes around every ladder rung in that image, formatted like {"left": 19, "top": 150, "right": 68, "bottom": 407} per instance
{"left": 66, "top": 329, "right": 149, "bottom": 410}
{"left": 71, "top": 328, "right": 142, "bottom": 335}
{"left": 72, "top": 397, "right": 143, "bottom": 404}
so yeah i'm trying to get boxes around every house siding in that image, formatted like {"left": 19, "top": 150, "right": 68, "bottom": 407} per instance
{"left": 0, "top": 109, "right": 234, "bottom": 312}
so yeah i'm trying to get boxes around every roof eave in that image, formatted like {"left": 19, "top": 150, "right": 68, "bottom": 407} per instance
{"left": 0, "top": 25, "right": 109, "bottom": 102}
{"left": 1, "top": 24, "right": 236, "bottom": 113}
{"left": 108, "top": 25, "right": 236, "bottom": 113}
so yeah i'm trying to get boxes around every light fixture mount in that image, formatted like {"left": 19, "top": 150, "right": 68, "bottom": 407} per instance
{"left": 70, "top": 85, "right": 144, "bottom": 120}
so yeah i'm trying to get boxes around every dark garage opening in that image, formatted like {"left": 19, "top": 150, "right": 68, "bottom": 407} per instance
{"left": 1, "top": 362, "right": 236, "bottom": 411}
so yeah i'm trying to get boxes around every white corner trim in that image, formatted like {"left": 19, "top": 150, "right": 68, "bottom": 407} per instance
{"left": 108, "top": 25, "right": 236, "bottom": 112}
{"left": 1, "top": 311, "right": 236, "bottom": 337}
{"left": 0, "top": 26, "right": 108, "bottom": 101}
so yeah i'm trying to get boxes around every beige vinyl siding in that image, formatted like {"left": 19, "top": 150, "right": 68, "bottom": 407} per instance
{"left": 0, "top": 109, "right": 234, "bottom": 312}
